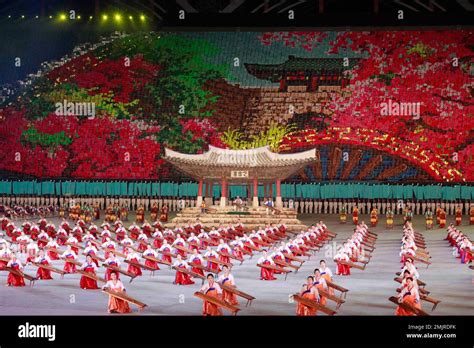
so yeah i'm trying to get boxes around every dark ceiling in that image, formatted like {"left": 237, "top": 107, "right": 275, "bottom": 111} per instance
{"left": 0, "top": 0, "right": 472, "bottom": 28}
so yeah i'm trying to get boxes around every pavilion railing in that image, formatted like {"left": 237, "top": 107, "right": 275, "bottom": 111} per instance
{"left": 0, "top": 180, "right": 472, "bottom": 201}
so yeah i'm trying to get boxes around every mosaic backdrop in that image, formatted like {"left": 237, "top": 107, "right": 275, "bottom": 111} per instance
{"left": 0, "top": 30, "right": 472, "bottom": 183}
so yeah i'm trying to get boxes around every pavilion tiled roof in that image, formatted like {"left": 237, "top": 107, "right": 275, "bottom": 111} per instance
{"left": 245, "top": 55, "right": 361, "bottom": 82}
{"left": 164, "top": 145, "right": 317, "bottom": 181}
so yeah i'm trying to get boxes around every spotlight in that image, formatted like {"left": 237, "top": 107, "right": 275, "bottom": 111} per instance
{"left": 49, "top": 15, "right": 53, "bottom": 19}
{"left": 8, "top": 15, "right": 11, "bottom": 18}
{"left": 89, "top": 16, "right": 93, "bottom": 20}
{"left": 21, "top": 15, "right": 25, "bottom": 19}
{"left": 59, "top": 13, "right": 67, "bottom": 21}
{"left": 129, "top": 15, "right": 133, "bottom": 20}
{"left": 140, "top": 14, "right": 145, "bottom": 21}
{"left": 102, "top": 14, "right": 108, "bottom": 20}
{"left": 35, "top": 15, "right": 39, "bottom": 19}
{"left": 77, "top": 15, "right": 81, "bottom": 20}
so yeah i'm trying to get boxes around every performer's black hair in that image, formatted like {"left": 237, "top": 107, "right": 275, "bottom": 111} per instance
{"left": 313, "top": 268, "right": 320, "bottom": 273}
{"left": 319, "top": 260, "right": 326, "bottom": 264}
{"left": 207, "top": 273, "right": 214, "bottom": 279}
{"left": 307, "top": 276, "right": 314, "bottom": 281}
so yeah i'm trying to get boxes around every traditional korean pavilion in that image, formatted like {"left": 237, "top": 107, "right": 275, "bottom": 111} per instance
{"left": 245, "top": 55, "right": 360, "bottom": 91}
{"left": 164, "top": 145, "right": 317, "bottom": 208}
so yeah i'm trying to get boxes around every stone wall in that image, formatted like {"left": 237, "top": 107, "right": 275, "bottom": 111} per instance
{"left": 205, "top": 79, "right": 340, "bottom": 134}
{"left": 241, "top": 87, "right": 339, "bottom": 134}
{"left": 203, "top": 79, "right": 259, "bottom": 131}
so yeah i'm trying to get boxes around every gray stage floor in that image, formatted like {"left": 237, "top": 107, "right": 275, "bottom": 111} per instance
{"left": 0, "top": 214, "right": 472, "bottom": 316}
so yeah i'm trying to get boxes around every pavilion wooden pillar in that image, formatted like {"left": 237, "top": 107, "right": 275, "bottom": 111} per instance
{"left": 196, "top": 179, "right": 203, "bottom": 208}
{"left": 220, "top": 178, "right": 227, "bottom": 208}
{"left": 206, "top": 181, "right": 214, "bottom": 207}
{"left": 275, "top": 179, "right": 282, "bottom": 208}
{"left": 252, "top": 177, "right": 259, "bottom": 208}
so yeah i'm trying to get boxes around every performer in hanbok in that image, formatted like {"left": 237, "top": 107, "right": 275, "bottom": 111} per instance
{"left": 66, "top": 233, "right": 79, "bottom": 255}
{"left": 312, "top": 269, "right": 328, "bottom": 306}
{"left": 37, "top": 229, "right": 49, "bottom": 248}
{"left": 104, "top": 254, "right": 121, "bottom": 281}
{"left": 160, "top": 204, "right": 169, "bottom": 222}
{"left": 173, "top": 254, "right": 195, "bottom": 285}
{"left": 319, "top": 260, "right": 333, "bottom": 284}
{"left": 33, "top": 250, "right": 53, "bottom": 280}
{"left": 217, "top": 265, "right": 238, "bottom": 306}
{"left": 26, "top": 239, "right": 39, "bottom": 263}
{"left": 425, "top": 209, "right": 433, "bottom": 229}
{"left": 152, "top": 229, "right": 164, "bottom": 249}
{"left": 230, "top": 237, "right": 245, "bottom": 260}
{"left": 401, "top": 258, "right": 420, "bottom": 279}
{"left": 6, "top": 254, "right": 26, "bottom": 287}
{"left": 200, "top": 273, "right": 223, "bottom": 316}
{"left": 217, "top": 239, "right": 232, "bottom": 264}
{"left": 188, "top": 249, "right": 205, "bottom": 276}
{"left": 101, "top": 237, "right": 116, "bottom": 259}
{"left": 339, "top": 205, "right": 347, "bottom": 224}
{"left": 143, "top": 245, "right": 159, "bottom": 270}
{"left": 125, "top": 249, "right": 142, "bottom": 277}
{"left": 158, "top": 240, "right": 175, "bottom": 263}
{"left": 204, "top": 246, "right": 220, "bottom": 272}
{"left": 386, "top": 208, "right": 394, "bottom": 229}
{"left": 395, "top": 277, "right": 422, "bottom": 316}
{"left": 352, "top": 205, "right": 359, "bottom": 225}
{"left": 0, "top": 244, "right": 12, "bottom": 269}
{"left": 45, "top": 238, "right": 60, "bottom": 260}
{"left": 102, "top": 271, "right": 132, "bottom": 314}
{"left": 334, "top": 247, "right": 350, "bottom": 276}
{"left": 296, "top": 276, "right": 318, "bottom": 316}
{"left": 172, "top": 233, "right": 187, "bottom": 257}
{"left": 439, "top": 208, "right": 446, "bottom": 228}
{"left": 79, "top": 255, "right": 99, "bottom": 290}
{"left": 93, "top": 202, "right": 100, "bottom": 220}
{"left": 370, "top": 207, "right": 378, "bottom": 227}
{"left": 258, "top": 250, "right": 277, "bottom": 280}
{"left": 455, "top": 205, "right": 462, "bottom": 226}
{"left": 136, "top": 231, "right": 149, "bottom": 252}
{"left": 150, "top": 203, "right": 159, "bottom": 222}
{"left": 61, "top": 246, "right": 77, "bottom": 273}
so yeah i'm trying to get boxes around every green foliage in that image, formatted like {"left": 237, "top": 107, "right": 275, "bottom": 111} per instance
{"left": 221, "top": 123, "right": 296, "bottom": 151}
{"left": 46, "top": 85, "right": 139, "bottom": 119}
{"left": 21, "top": 126, "right": 72, "bottom": 148}
{"left": 95, "top": 33, "right": 228, "bottom": 121}
{"left": 370, "top": 71, "right": 397, "bottom": 85}
{"left": 156, "top": 117, "right": 205, "bottom": 153}
{"left": 407, "top": 43, "right": 434, "bottom": 58}
{"left": 21, "top": 77, "right": 57, "bottom": 119}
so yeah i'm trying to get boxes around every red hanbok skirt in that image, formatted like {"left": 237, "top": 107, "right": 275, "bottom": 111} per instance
{"left": 36, "top": 260, "right": 53, "bottom": 280}
{"left": 191, "top": 259, "right": 204, "bottom": 276}
{"left": 260, "top": 261, "right": 276, "bottom": 280}
{"left": 127, "top": 258, "right": 142, "bottom": 277}
{"left": 80, "top": 267, "right": 99, "bottom": 289}
{"left": 174, "top": 267, "right": 195, "bottom": 285}
{"left": 63, "top": 257, "right": 76, "bottom": 273}
{"left": 47, "top": 250, "right": 59, "bottom": 260}
{"left": 7, "top": 265, "right": 25, "bottom": 287}
{"left": 144, "top": 258, "right": 159, "bottom": 270}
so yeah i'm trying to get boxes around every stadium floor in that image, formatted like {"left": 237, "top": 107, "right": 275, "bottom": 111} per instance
{"left": 0, "top": 214, "right": 472, "bottom": 316}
